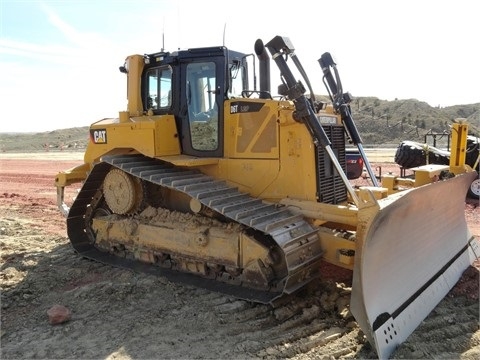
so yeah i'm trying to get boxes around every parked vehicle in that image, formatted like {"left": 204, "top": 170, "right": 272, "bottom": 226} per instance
{"left": 395, "top": 135, "right": 479, "bottom": 199}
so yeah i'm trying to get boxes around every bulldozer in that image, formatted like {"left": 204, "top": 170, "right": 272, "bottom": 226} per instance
{"left": 55, "top": 35, "right": 479, "bottom": 358}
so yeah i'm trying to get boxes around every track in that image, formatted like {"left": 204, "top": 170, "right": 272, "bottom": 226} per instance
{"left": 66, "top": 154, "right": 325, "bottom": 304}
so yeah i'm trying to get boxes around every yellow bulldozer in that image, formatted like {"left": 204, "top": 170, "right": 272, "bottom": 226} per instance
{"left": 55, "top": 35, "right": 479, "bottom": 358}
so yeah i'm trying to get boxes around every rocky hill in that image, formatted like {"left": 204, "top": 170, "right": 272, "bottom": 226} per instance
{"left": 348, "top": 97, "right": 480, "bottom": 146}
{"left": 0, "top": 97, "right": 478, "bottom": 152}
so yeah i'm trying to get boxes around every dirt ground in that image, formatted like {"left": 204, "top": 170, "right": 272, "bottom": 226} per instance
{"left": 1, "top": 152, "right": 479, "bottom": 360}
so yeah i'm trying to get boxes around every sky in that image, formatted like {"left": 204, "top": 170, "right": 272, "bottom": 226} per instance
{"left": 0, "top": 0, "right": 479, "bottom": 133}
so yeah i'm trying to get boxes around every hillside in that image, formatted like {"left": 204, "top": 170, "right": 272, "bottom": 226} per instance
{"left": 0, "top": 97, "right": 478, "bottom": 152}
{"left": 0, "top": 126, "right": 89, "bottom": 153}
{"left": 348, "top": 97, "right": 480, "bottom": 146}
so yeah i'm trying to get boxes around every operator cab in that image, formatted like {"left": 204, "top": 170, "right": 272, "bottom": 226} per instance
{"left": 142, "top": 47, "right": 250, "bottom": 157}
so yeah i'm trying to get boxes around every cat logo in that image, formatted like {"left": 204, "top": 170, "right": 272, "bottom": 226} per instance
{"left": 90, "top": 129, "right": 107, "bottom": 144}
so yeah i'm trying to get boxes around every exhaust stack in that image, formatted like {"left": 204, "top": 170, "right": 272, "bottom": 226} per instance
{"left": 254, "top": 39, "right": 271, "bottom": 99}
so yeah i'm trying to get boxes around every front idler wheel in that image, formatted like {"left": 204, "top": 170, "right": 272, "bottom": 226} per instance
{"left": 103, "top": 168, "right": 143, "bottom": 214}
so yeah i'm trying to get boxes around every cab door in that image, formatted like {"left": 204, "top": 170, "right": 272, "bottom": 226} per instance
{"left": 179, "top": 59, "right": 225, "bottom": 157}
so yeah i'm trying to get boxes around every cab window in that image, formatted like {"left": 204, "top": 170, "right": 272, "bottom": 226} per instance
{"left": 228, "top": 61, "right": 245, "bottom": 98}
{"left": 146, "top": 67, "right": 172, "bottom": 110}
{"left": 186, "top": 62, "right": 218, "bottom": 151}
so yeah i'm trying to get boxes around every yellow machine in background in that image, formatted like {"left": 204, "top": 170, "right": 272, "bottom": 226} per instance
{"left": 55, "top": 35, "right": 479, "bottom": 359}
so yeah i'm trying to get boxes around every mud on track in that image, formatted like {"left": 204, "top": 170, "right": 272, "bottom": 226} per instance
{"left": 1, "top": 153, "right": 479, "bottom": 359}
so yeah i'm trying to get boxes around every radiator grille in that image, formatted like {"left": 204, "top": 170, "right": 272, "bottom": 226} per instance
{"left": 316, "top": 125, "right": 347, "bottom": 204}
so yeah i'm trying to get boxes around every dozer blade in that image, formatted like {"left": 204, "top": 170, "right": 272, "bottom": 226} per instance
{"left": 351, "top": 171, "right": 479, "bottom": 359}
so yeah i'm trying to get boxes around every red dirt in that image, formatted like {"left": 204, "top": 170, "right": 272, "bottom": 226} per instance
{"left": 0, "top": 158, "right": 81, "bottom": 237}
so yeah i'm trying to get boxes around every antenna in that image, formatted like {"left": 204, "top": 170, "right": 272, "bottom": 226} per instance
{"left": 223, "top": 23, "right": 226, "bottom": 46}
{"left": 161, "top": 18, "right": 165, "bottom": 52}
